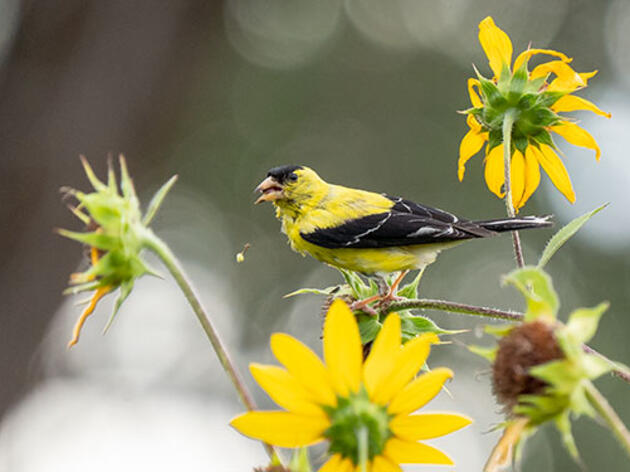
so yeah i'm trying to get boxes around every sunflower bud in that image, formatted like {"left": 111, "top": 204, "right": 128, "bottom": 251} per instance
{"left": 58, "top": 156, "right": 177, "bottom": 347}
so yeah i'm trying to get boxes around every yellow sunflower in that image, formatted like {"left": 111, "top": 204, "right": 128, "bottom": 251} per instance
{"left": 230, "top": 300, "right": 471, "bottom": 471}
{"left": 459, "top": 16, "right": 610, "bottom": 210}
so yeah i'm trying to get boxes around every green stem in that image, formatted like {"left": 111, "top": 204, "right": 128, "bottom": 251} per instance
{"left": 384, "top": 298, "right": 524, "bottom": 321}
{"left": 357, "top": 426, "right": 369, "bottom": 472}
{"left": 143, "top": 230, "right": 276, "bottom": 460}
{"left": 502, "top": 109, "right": 525, "bottom": 268}
{"left": 584, "top": 381, "right": 630, "bottom": 459}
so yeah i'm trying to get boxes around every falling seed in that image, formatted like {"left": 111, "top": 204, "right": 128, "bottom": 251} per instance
{"left": 236, "top": 243, "right": 251, "bottom": 263}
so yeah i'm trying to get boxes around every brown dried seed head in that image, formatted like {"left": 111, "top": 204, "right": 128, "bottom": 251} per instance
{"left": 492, "top": 321, "right": 564, "bottom": 411}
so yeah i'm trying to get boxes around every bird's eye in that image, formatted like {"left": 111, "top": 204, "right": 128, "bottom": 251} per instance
{"left": 288, "top": 173, "right": 298, "bottom": 182}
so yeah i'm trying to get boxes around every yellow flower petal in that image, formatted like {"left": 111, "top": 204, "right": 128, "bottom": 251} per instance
{"left": 522, "top": 146, "right": 541, "bottom": 208}
{"left": 390, "top": 413, "right": 472, "bottom": 441}
{"left": 249, "top": 364, "right": 324, "bottom": 416}
{"left": 337, "top": 457, "right": 355, "bottom": 472}
{"left": 372, "top": 455, "right": 402, "bottom": 472}
{"left": 513, "top": 48, "right": 571, "bottom": 71}
{"left": 579, "top": 70, "right": 598, "bottom": 84}
{"left": 324, "top": 299, "right": 363, "bottom": 396}
{"left": 551, "top": 94, "right": 611, "bottom": 118}
{"left": 478, "top": 16, "right": 513, "bottom": 78}
{"left": 458, "top": 124, "right": 488, "bottom": 181}
{"left": 230, "top": 411, "right": 328, "bottom": 447}
{"left": 534, "top": 145, "right": 576, "bottom": 203}
{"left": 384, "top": 438, "right": 453, "bottom": 465}
{"left": 467, "top": 78, "right": 483, "bottom": 107}
{"left": 551, "top": 121, "right": 602, "bottom": 160}
{"left": 484, "top": 144, "right": 505, "bottom": 198}
{"left": 510, "top": 149, "right": 526, "bottom": 211}
{"left": 531, "top": 61, "right": 584, "bottom": 92}
{"left": 363, "top": 313, "right": 401, "bottom": 399}
{"left": 387, "top": 368, "right": 453, "bottom": 415}
{"left": 318, "top": 453, "right": 343, "bottom": 472}
{"left": 372, "top": 333, "right": 438, "bottom": 405}
{"left": 270, "top": 333, "right": 337, "bottom": 407}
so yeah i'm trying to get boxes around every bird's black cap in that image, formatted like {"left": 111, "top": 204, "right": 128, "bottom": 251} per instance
{"left": 267, "top": 165, "right": 303, "bottom": 183}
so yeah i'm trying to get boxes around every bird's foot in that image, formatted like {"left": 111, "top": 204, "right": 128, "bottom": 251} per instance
{"left": 350, "top": 295, "right": 381, "bottom": 317}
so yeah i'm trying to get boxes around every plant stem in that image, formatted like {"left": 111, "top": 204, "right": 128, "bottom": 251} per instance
{"left": 357, "top": 426, "right": 369, "bottom": 472}
{"left": 384, "top": 298, "right": 524, "bottom": 321}
{"left": 584, "top": 381, "right": 630, "bottom": 459}
{"left": 143, "top": 230, "right": 276, "bottom": 459}
{"left": 382, "top": 298, "right": 630, "bottom": 384}
{"left": 502, "top": 109, "right": 525, "bottom": 268}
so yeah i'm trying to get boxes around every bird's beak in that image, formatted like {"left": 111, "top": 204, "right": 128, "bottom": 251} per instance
{"left": 254, "top": 176, "right": 284, "bottom": 204}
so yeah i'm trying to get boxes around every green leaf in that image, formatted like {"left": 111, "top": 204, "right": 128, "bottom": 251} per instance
{"left": 581, "top": 353, "right": 614, "bottom": 380}
{"left": 468, "top": 344, "right": 497, "bottom": 362}
{"left": 358, "top": 316, "right": 382, "bottom": 345}
{"left": 538, "top": 204, "right": 608, "bottom": 268}
{"left": 397, "top": 268, "right": 424, "bottom": 299}
{"left": 339, "top": 269, "right": 374, "bottom": 299}
{"left": 508, "top": 65, "right": 528, "bottom": 101}
{"left": 102, "top": 281, "right": 133, "bottom": 334}
{"left": 283, "top": 286, "right": 344, "bottom": 298}
{"left": 478, "top": 75, "right": 507, "bottom": 108}
{"left": 79, "top": 155, "right": 108, "bottom": 192}
{"left": 57, "top": 229, "right": 120, "bottom": 251}
{"left": 555, "top": 412, "right": 581, "bottom": 463}
{"left": 503, "top": 267, "right": 559, "bottom": 321}
{"left": 143, "top": 175, "right": 178, "bottom": 225}
{"left": 564, "top": 302, "right": 608, "bottom": 344}
{"left": 400, "top": 314, "right": 465, "bottom": 342}
{"left": 484, "top": 323, "right": 516, "bottom": 338}
{"left": 529, "top": 359, "right": 581, "bottom": 393}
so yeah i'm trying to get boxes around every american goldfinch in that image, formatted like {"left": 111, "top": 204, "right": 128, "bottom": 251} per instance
{"left": 256, "top": 165, "right": 551, "bottom": 302}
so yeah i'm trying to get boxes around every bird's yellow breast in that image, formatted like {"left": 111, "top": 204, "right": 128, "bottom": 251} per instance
{"left": 277, "top": 184, "right": 431, "bottom": 274}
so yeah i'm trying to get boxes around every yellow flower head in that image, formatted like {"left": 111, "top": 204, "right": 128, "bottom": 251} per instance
{"left": 230, "top": 300, "right": 471, "bottom": 471}
{"left": 459, "top": 16, "right": 610, "bottom": 211}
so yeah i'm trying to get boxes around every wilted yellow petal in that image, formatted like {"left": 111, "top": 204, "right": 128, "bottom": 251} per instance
{"left": 478, "top": 16, "right": 513, "bottom": 78}
{"left": 513, "top": 48, "right": 571, "bottom": 71}
{"left": 510, "top": 150, "right": 526, "bottom": 211}
{"left": 390, "top": 413, "right": 472, "bottom": 441}
{"left": 551, "top": 94, "right": 611, "bottom": 118}
{"left": 531, "top": 61, "right": 585, "bottom": 92}
{"left": 384, "top": 438, "right": 453, "bottom": 465}
{"left": 458, "top": 123, "right": 488, "bottom": 181}
{"left": 484, "top": 144, "right": 505, "bottom": 198}
{"left": 522, "top": 147, "right": 541, "bottom": 208}
{"left": 534, "top": 145, "right": 576, "bottom": 203}
{"left": 372, "top": 333, "right": 438, "bottom": 405}
{"left": 230, "top": 411, "right": 328, "bottom": 447}
{"left": 364, "top": 313, "right": 401, "bottom": 399}
{"left": 249, "top": 364, "right": 324, "bottom": 416}
{"left": 551, "top": 121, "right": 602, "bottom": 160}
{"left": 388, "top": 368, "right": 453, "bottom": 415}
{"left": 372, "top": 455, "right": 402, "bottom": 472}
{"left": 270, "top": 333, "right": 337, "bottom": 407}
{"left": 319, "top": 453, "right": 343, "bottom": 472}
{"left": 467, "top": 78, "right": 483, "bottom": 107}
{"left": 323, "top": 299, "right": 363, "bottom": 396}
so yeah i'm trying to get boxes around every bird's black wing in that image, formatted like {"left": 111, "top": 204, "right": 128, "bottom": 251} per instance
{"left": 300, "top": 195, "right": 498, "bottom": 250}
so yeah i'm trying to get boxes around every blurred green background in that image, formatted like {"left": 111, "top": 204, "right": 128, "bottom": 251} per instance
{"left": 0, "top": 1, "right": 628, "bottom": 470}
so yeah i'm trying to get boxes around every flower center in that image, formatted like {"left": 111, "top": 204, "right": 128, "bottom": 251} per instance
{"left": 323, "top": 388, "right": 392, "bottom": 464}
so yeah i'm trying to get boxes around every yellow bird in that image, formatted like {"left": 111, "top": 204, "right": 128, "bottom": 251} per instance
{"left": 255, "top": 165, "right": 551, "bottom": 306}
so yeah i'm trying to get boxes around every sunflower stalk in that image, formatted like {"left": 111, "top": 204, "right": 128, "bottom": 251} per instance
{"left": 502, "top": 108, "right": 525, "bottom": 268}
{"left": 583, "top": 381, "right": 630, "bottom": 459}
{"left": 357, "top": 426, "right": 369, "bottom": 472}
{"left": 141, "top": 229, "right": 278, "bottom": 460}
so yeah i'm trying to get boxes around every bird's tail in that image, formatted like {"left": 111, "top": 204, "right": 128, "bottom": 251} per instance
{"left": 474, "top": 215, "right": 553, "bottom": 233}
